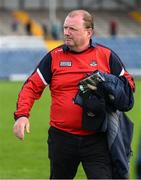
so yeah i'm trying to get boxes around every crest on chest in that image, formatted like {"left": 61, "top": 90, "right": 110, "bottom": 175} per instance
{"left": 90, "top": 60, "right": 97, "bottom": 67}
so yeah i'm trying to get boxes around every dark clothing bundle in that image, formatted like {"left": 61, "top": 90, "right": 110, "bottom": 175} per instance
{"left": 136, "top": 133, "right": 141, "bottom": 179}
{"left": 74, "top": 71, "right": 134, "bottom": 178}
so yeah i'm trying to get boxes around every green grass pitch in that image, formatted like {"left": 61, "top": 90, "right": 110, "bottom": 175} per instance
{"left": 0, "top": 80, "right": 140, "bottom": 179}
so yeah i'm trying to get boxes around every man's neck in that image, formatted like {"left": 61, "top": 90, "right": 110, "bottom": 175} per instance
{"left": 70, "top": 44, "right": 90, "bottom": 53}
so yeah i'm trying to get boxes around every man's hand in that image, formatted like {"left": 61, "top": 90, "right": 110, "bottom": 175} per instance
{"left": 87, "top": 84, "right": 97, "bottom": 91}
{"left": 13, "top": 117, "right": 30, "bottom": 140}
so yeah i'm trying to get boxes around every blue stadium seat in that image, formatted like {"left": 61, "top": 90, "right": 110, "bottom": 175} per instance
{"left": 0, "top": 48, "right": 47, "bottom": 79}
{"left": 94, "top": 37, "right": 141, "bottom": 72}
{"left": 0, "top": 37, "right": 141, "bottom": 79}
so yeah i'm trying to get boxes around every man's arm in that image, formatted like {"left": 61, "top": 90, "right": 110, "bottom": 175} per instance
{"left": 13, "top": 53, "right": 52, "bottom": 140}
{"left": 102, "top": 51, "right": 135, "bottom": 111}
{"left": 109, "top": 50, "right": 135, "bottom": 91}
{"left": 14, "top": 71, "right": 46, "bottom": 120}
{"left": 101, "top": 73, "right": 134, "bottom": 111}
{"left": 13, "top": 72, "right": 46, "bottom": 140}
{"left": 87, "top": 50, "right": 135, "bottom": 112}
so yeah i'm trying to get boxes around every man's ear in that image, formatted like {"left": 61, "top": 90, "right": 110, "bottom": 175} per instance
{"left": 87, "top": 28, "right": 94, "bottom": 38}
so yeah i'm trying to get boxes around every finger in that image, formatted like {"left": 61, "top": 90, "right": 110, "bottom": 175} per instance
{"left": 16, "top": 132, "right": 24, "bottom": 140}
{"left": 87, "top": 84, "right": 97, "bottom": 90}
{"left": 13, "top": 124, "right": 24, "bottom": 140}
{"left": 19, "top": 124, "right": 25, "bottom": 140}
{"left": 14, "top": 129, "right": 24, "bottom": 140}
{"left": 25, "top": 122, "right": 30, "bottom": 133}
{"left": 13, "top": 125, "right": 20, "bottom": 137}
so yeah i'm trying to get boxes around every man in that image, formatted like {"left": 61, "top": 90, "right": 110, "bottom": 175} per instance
{"left": 13, "top": 10, "right": 135, "bottom": 179}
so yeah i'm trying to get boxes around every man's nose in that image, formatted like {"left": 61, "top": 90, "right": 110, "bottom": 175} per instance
{"left": 64, "top": 28, "right": 70, "bottom": 35}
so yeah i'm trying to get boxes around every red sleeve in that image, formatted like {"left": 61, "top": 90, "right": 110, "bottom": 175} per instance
{"left": 109, "top": 50, "right": 135, "bottom": 92}
{"left": 124, "top": 70, "right": 135, "bottom": 92}
{"left": 14, "top": 71, "right": 46, "bottom": 120}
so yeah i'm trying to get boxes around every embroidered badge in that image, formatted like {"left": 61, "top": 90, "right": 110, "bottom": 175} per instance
{"left": 90, "top": 60, "right": 97, "bottom": 66}
{"left": 60, "top": 61, "right": 72, "bottom": 67}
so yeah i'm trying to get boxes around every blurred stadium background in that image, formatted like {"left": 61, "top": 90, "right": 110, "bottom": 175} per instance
{"left": 0, "top": 0, "right": 141, "bottom": 179}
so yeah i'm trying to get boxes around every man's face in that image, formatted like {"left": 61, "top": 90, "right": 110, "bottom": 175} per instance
{"left": 63, "top": 15, "right": 93, "bottom": 51}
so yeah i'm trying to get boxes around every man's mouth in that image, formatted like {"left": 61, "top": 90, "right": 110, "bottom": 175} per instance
{"left": 64, "top": 37, "right": 72, "bottom": 41}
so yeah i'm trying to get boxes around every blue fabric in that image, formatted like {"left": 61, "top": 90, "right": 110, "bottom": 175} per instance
{"left": 137, "top": 133, "right": 141, "bottom": 179}
{"left": 101, "top": 73, "right": 134, "bottom": 111}
{"left": 74, "top": 70, "right": 134, "bottom": 178}
{"left": 106, "top": 111, "right": 134, "bottom": 178}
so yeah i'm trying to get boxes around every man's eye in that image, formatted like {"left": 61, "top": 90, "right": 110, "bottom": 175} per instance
{"left": 64, "top": 27, "right": 78, "bottom": 31}
{"left": 70, "top": 27, "right": 77, "bottom": 31}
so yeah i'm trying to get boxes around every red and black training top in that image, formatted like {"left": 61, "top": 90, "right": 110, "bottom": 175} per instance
{"left": 14, "top": 41, "right": 135, "bottom": 135}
